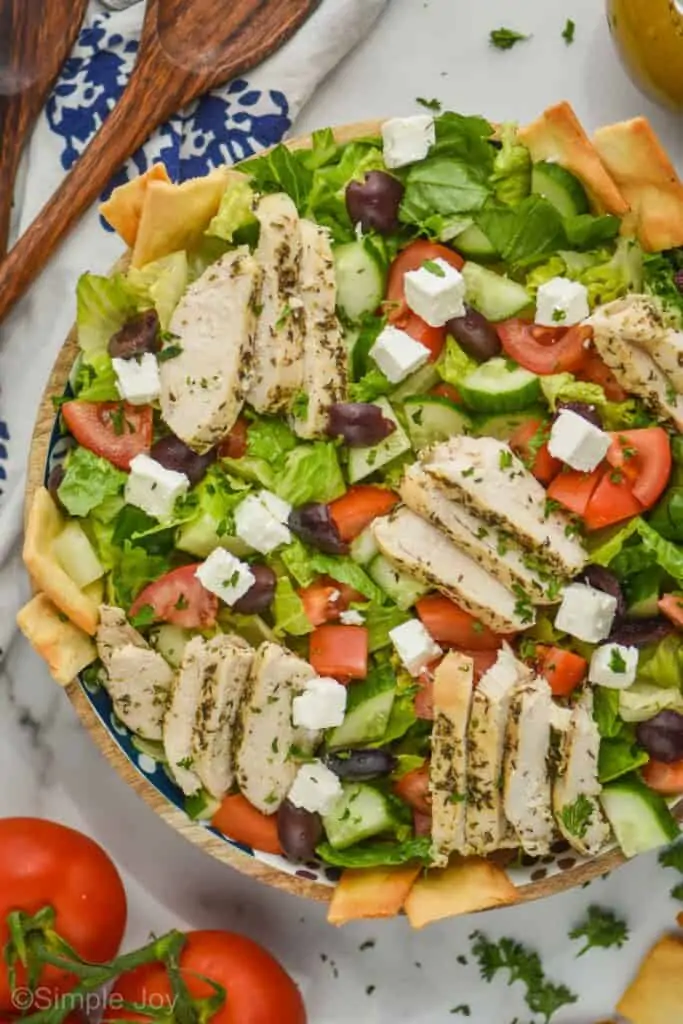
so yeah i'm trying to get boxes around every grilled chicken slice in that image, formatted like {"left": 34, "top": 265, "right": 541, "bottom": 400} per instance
{"left": 553, "top": 690, "right": 611, "bottom": 856}
{"left": 430, "top": 651, "right": 474, "bottom": 865}
{"left": 400, "top": 465, "right": 554, "bottom": 602}
{"left": 192, "top": 635, "right": 254, "bottom": 799}
{"left": 236, "top": 642, "right": 319, "bottom": 813}
{"left": 247, "top": 194, "right": 304, "bottom": 414}
{"left": 373, "top": 507, "right": 533, "bottom": 633}
{"left": 423, "top": 437, "right": 586, "bottom": 578}
{"left": 159, "top": 247, "right": 262, "bottom": 453}
{"left": 96, "top": 605, "right": 146, "bottom": 672}
{"left": 503, "top": 677, "right": 555, "bottom": 856}
{"left": 590, "top": 296, "right": 683, "bottom": 429}
{"left": 293, "top": 219, "right": 347, "bottom": 439}
{"left": 105, "top": 645, "right": 174, "bottom": 741}
{"left": 465, "top": 646, "right": 532, "bottom": 855}
{"left": 163, "top": 635, "right": 207, "bottom": 796}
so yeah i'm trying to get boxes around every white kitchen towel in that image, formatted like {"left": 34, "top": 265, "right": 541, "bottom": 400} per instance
{"left": 0, "top": 0, "right": 387, "bottom": 659}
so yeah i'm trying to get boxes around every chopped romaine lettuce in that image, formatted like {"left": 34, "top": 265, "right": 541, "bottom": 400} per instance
{"left": 76, "top": 272, "right": 137, "bottom": 355}
{"left": 108, "top": 541, "right": 171, "bottom": 609}
{"left": 72, "top": 351, "right": 120, "bottom": 402}
{"left": 525, "top": 238, "right": 643, "bottom": 307}
{"left": 126, "top": 251, "right": 188, "bottom": 329}
{"left": 273, "top": 577, "right": 313, "bottom": 636}
{"left": 540, "top": 373, "right": 605, "bottom": 412}
{"left": 437, "top": 336, "right": 478, "bottom": 388}
{"left": 205, "top": 178, "right": 257, "bottom": 242}
{"left": 620, "top": 681, "right": 683, "bottom": 723}
{"left": 476, "top": 196, "right": 565, "bottom": 268}
{"left": 643, "top": 248, "right": 683, "bottom": 327}
{"left": 637, "top": 634, "right": 683, "bottom": 690}
{"left": 585, "top": 517, "right": 642, "bottom": 568}
{"left": 648, "top": 487, "right": 683, "bottom": 542}
{"left": 348, "top": 369, "right": 392, "bottom": 403}
{"left": 593, "top": 685, "right": 622, "bottom": 739}
{"left": 601, "top": 399, "right": 653, "bottom": 431}
{"left": 176, "top": 465, "right": 251, "bottom": 557}
{"left": 307, "top": 552, "right": 383, "bottom": 603}
{"left": 598, "top": 736, "right": 649, "bottom": 784}
{"left": 637, "top": 519, "right": 683, "bottom": 584}
{"left": 316, "top": 835, "right": 431, "bottom": 868}
{"left": 489, "top": 123, "right": 531, "bottom": 207}
{"left": 246, "top": 416, "right": 297, "bottom": 468}
{"left": 362, "top": 603, "right": 411, "bottom": 651}
{"left": 274, "top": 443, "right": 346, "bottom": 505}
{"left": 279, "top": 537, "right": 316, "bottom": 588}
{"left": 57, "top": 447, "right": 126, "bottom": 518}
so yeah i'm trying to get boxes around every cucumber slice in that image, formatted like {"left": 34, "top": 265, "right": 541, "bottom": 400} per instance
{"left": 368, "top": 554, "right": 428, "bottom": 610}
{"left": 327, "top": 670, "right": 396, "bottom": 748}
{"left": 322, "top": 783, "right": 397, "bottom": 849}
{"left": 350, "top": 526, "right": 379, "bottom": 566}
{"left": 403, "top": 395, "right": 470, "bottom": 451}
{"left": 151, "top": 624, "right": 192, "bottom": 668}
{"left": 625, "top": 567, "right": 663, "bottom": 620}
{"left": 347, "top": 397, "right": 411, "bottom": 483}
{"left": 459, "top": 358, "right": 540, "bottom": 414}
{"left": 601, "top": 775, "right": 679, "bottom": 858}
{"left": 334, "top": 240, "right": 386, "bottom": 322}
{"left": 185, "top": 789, "right": 221, "bottom": 822}
{"left": 390, "top": 361, "right": 441, "bottom": 403}
{"left": 461, "top": 262, "right": 532, "bottom": 322}
{"left": 177, "top": 514, "right": 251, "bottom": 560}
{"left": 52, "top": 522, "right": 104, "bottom": 589}
{"left": 473, "top": 407, "right": 546, "bottom": 440}
{"left": 131, "top": 736, "right": 167, "bottom": 763}
{"left": 532, "top": 161, "right": 589, "bottom": 217}
{"left": 453, "top": 223, "right": 498, "bottom": 261}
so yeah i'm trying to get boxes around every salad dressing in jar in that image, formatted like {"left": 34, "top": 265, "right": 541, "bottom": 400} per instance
{"left": 607, "top": 0, "right": 683, "bottom": 109}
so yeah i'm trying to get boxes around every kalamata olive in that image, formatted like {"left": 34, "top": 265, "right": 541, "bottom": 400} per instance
{"left": 288, "top": 503, "right": 348, "bottom": 555}
{"left": 345, "top": 171, "right": 405, "bottom": 235}
{"left": 107, "top": 309, "right": 160, "bottom": 359}
{"left": 580, "top": 565, "right": 625, "bottom": 619}
{"left": 445, "top": 305, "right": 501, "bottom": 363}
{"left": 324, "top": 749, "right": 397, "bottom": 781}
{"left": 636, "top": 711, "right": 683, "bottom": 763}
{"left": 47, "top": 463, "right": 67, "bottom": 513}
{"left": 232, "top": 565, "right": 277, "bottom": 614}
{"left": 608, "top": 617, "right": 673, "bottom": 648}
{"left": 556, "top": 401, "right": 602, "bottom": 429}
{"left": 277, "top": 800, "right": 324, "bottom": 862}
{"left": 327, "top": 403, "right": 396, "bottom": 448}
{"left": 150, "top": 435, "right": 216, "bottom": 486}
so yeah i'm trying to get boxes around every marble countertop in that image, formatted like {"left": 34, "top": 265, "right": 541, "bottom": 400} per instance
{"left": 5, "top": 0, "right": 683, "bottom": 1021}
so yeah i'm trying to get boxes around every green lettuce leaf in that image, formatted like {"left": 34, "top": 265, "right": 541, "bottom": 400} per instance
{"left": 540, "top": 373, "right": 605, "bottom": 412}
{"left": 348, "top": 368, "right": 393, "bottom": 403}
{"left": 649, "top": 488, "right": 683, "bottom": 542}
{"left": 476, "top": 196, "right": 566, "bottom": 268}
{"left": 431, "top": 112, "right": 495, "bottom": 167}
{"left": 76, "top": 272, "right": 137, "bottom": 355}
{"left": 73, "top": 351, "right": 120, "bottom": 402}
{"left": 489, "top": 123, "right": 531, "bottom": 206}
{"left": 376, "top": 690, "right": 418, "bottom": 745}
{"left": 175, "top": 466, "right": 251, "bottom": 558}
{"left": 57, "top": 447, "right": 127, "bottom": 518}
{"left": 400, "top": 157, "right": 492, "bottom": 229}
{"left": 437, "top": 336, "right": 478, "bottom": 388}
{"left": 391, "top": 753, "right": 426, "bottom": 779}
{"left": 307, "top": 552, "right": 384, "bottom": 603}
{"left": 316, "top": 836, "right": 432, "bottom": 868}
{"left": 620, "top": 681, "right": 683, "bottom": 723}
{"left": 362, "top": 603, "right": 411, "bottom": 651}
{"left": 637, "top": 519, "right": 683, "bottom": 584}
{"left": 601, "top": 399, "right": 653, "bottom": 431}
{"left": 525, "top": 255, "right": 567, "bottom": 297}
{"left": 593, "top": 686, "right": 622, "bottom": 739}
{"left": 275, "top": 443, "right": 346, "bottom": 505}
{"left": 220, "top": 456, "right": 274, "bottom": 489}
{"left": 242, "top": 143, "right": 313, "bottom": 212}
{"left": 349, "top": 314, "right": 386, "bottom": 381}
{"left": 126, "top": 251, "right": 189, "bottom": 330}
{"left": 273, "top": 577, "right": 314, "bottom": 636}
{"left": 643, "top": 248, "right": 683, "bottom": 327}
{"left": 638, "top": 634, "right": 683, "bottom": 689}
{"left": 279, "top": 537, "right": 316, "bottom": 588}
{"left": 108, "top": 541, "right": 171, "bottom": 609}
{"left": 305, "top": 140, "right": 387, "bottom": 240}
{"left": 205, "top": 179, "right": 257, "bottom": 242}
{"left": 246, "top": 416, "right": 297, "bottom": 469}
{"left": 585, "top": 517, "right": 642, "bottom": 568}
{"left": 111, "top": 505, "right": 178, "bottom": 555}
{"left": 599, "top": 736, "right": 649, "bottom": 784}
{"left": 525, "top": 238, "right": 643, "bottom": 308}
{"left": 563, "top": 214, "right": 620, "bottom": 249}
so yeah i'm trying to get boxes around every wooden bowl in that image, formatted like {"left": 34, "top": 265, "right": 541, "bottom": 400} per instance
{"left": 25, "top": 120, "right": 631, "bottom": 910}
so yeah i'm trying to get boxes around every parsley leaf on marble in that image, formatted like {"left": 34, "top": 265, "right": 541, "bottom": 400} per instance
{"left": 562, "top": 18, "right": 576, "bottom": 44}
{"left": 568, "top": 905, "right": 629, "bottom": 956}
{"left": 489, "top": 28, "right": 530, "bottom": 51}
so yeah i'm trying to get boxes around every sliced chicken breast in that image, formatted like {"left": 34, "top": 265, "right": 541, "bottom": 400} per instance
{"left": 423, "top": 436, "right": 586, "bottom": 577}
{"left": 163, "top": 635, "right": 207, "bottom": 796}
{"left": 248, "top": 194, "right": 304, "bottom": 414}
{"left": 160, "top": 247, "right": 262, "bottom": 453}
{"left": 236, "top": 642, "right": 319, "bottom": 813}
{"left": 553, "top": 690, "right": 611, "bottom": 856}
{"left": 106, "top": 645, "right": 174, "bottom": 741}
{"left": 192, "top": 635, "right": 254, "bottom": 799}
{"left": 293, "top": 219, "right": 347, "bottom": 439}
{"left": 372, "top": 507, "right": 533, "bottom": 633}
{"left": 430, "top": 651, "right": 474, "bottom": 865}
{"left": 96, "top": 605, "right": 146, "bottom": 672}
{"left": 590, "top": 297, "right": 683, "bottom": 431}
{"left": 503, "top": 677, "right": 555, "bottom": 856}
{"left": 465, "top": 646, "right": 532, "bottom": 854}
{"left": 400, "top": 465, "right": 554, "bottom": 602}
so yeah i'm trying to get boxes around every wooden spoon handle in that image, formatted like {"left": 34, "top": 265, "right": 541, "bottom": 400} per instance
{"left": 0, "top": 101, "right": 21, "bottom": 256}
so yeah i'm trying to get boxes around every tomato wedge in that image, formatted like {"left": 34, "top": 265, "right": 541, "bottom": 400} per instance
{"left": 298, "top": 578, "right": 364, "bottom": 626}
{"left": 583, "top": 468, "right": 643, "bottom": 531}
{"left": 393, "top": 762, "right": 431, "bottom": 815}
{"left": 642, "top": 759, "right": 683, "bottom": 795}
{"left": 308, "top": 624, "right": 368, "bottom": 679}
{"left": 537, "top": 646, "right": 587, "bottom": 697}
{"left": 129, "top": 564, "right": 219, "bottom": 629}
{"left": 497, "top": 320, "right": 591, "bottom": 375}
{"left": 575, "top": 347, "right": 628, "bottom": 401}
{"left": 416, "top": 594, "right": 502, "bottom": 650}
{"left": 401, "top": 312, "right": 446, "bottom": 361}
{"left": 217, "top": 416, "right": 248, "bottom": 459}
{"left": 508, "top": 418, "right": 562, "bottom": 485}
{"left": 61, "top": 401, "right": 152, "bottom": 471}
{"left": 415, "top": 667, "right": 436, "bottom": 720}
{"left": 606, "top": 428, "right": 672, "bottom": 509}
{"left": 462, "top": 647, "right": 499, "bottom": 682}
{"left": 328, "top": 485, "right": 399, "bottom": 542}
{"left": 212, "top": 794, "right": 282, "bottom": 854}
{"left": 658, "top": 594, "right": 683, "bottom": 629}
{"left": 547, "top": 466, "right": 603, "bottom": 517}
{"left": 431, "top": 382, "right": 462, "bottom": 404}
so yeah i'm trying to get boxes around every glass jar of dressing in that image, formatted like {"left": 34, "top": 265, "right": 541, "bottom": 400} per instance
{"left": 607, "top": 0, "right": 683, "bottom": 109}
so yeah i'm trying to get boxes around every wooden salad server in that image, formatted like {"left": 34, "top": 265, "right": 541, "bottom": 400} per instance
{"left": 0, "top": 0, "right": 89, "bottom": 255}
{"left": 0, "top": 0, "right": 320, "bottom": 324}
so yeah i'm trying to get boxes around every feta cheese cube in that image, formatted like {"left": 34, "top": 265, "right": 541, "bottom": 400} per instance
{"left": 536, "top": 277, "right": 590, "bottom": 328}
{"left": 589, "top": 643, "right": 639, "bottom": 689}
{"left": 125, "top": 454, "right": 189, "bottom": 521}
{"left": 288, "top": 760, "right": 343, "bottom": 815}
{"left": 389, "top": 619, "right": 442, "bottom": 676}
{"left": 404, "top": 258, "right": 467, "bottom": 326}
{"left": 292, "top": 677, "right": 348, "bottom": 730}
{"left": 194, "top": 548, "right": 255, "bottom": 606}
{"left": 548, "top": 409, "right": 611, "bottom": 472}
{"left": 258, "top": 490, "right": 292, "bottom": 524}
{"left": 112, "top": 353, "right": 161, "bottom": 406}
{"left": 369, "top": 325, "right": 430, "bottom": 383}
{"left": 234, "top": 494, "right": 292, "bottom": 554}
{"left": 339, "top": 609, "right": 365, "bottom": 626}
{"left": 381, "top": 115, "right": 435, "bottom": 170}
{"left": 555, "top": 583, "right": 617, "bottom": 643}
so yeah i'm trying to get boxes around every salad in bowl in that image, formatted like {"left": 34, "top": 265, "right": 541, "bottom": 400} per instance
{"left": 19, "top": 101, "right": 683, "bottom": 926}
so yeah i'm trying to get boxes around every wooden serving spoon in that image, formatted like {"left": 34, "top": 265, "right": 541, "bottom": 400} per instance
{"left": 0, "top": 0, "right": 89, "bottom": 256}
{"left": 0, "top": 0, "right": 320, "bottom": 324}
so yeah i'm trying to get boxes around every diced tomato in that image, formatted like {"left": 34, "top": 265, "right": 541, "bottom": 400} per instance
{"left": 606, "top": 428, "right": 672, "bottom": 509}
{"left": 416, "top": 594, "right": 502, "bottom": 651}
{"left": 431, "top": 383, "right": 462, "bottom": 404}
{"left": 575, "top": 347, "right": 628, "bottom": 402}
{"left": 298, "top": 577, "right": 364, "bottom": 626}
{"left": 328, "top": 485, "right": 399, "bottom": 542}
{"left": 642, "top": 759, "right": 683, "bottom": 795}
{"left": 583, "top": 467, "right": 643, "bottom": 531}
{"left": 402, "top": 313, "right": 447, "bottom": 362}
{"left": 61, "top": 401, "right": 152, "bottom": 471}
{"left": 460, "top": 648, "right": 499, "bottom": 683}
{"left": 129, "top": 564, "right": 218, "bottom": 629}
{"left": 508, "top": 418, "right": 562, "bottom": 485}
{"left": 658, "top": 594, "right": 683, "bottom": 629}
{"left": 536, "top": 646, "right": 587, "bottom": 697}
{"left": 497, "top": 320, "right": 591, "bottom": 375}
{"left": 385, "top": 241, "right": 465, "bottom": 361}
{"left": 547, "top": 466, "right": 603, "bottom": 517}
{"left": 413, "top": 809, "right": 432, "bottom": 837}
{"left": 217, "top": 416, "right": 248, "bottom": 459}
{"left": 211, "top": 794, "right": 282, "bottom": 855}
{"left": 415, "top": 665, "right": 437, "bottom": 720}
{"left": 308, "top": 624, "right": 368, "bottom": 680}
{"left": 393, "top": 762, "right": 431, "bottom": 815}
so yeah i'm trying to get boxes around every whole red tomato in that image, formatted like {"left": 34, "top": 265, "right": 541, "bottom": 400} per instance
{"left": 105, "top": 930, "right": 306, "bottom": 1024}
{"left": 0, "top": 819, "right": 127, "bottom": 1012}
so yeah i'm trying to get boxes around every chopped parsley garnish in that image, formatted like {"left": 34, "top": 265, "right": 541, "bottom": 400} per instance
{"left": 568, "top": 905, "right": 629, "bottom": 956}
{"left": 129, "top": 604, "right": 156, "bottom": 628}
{"left": 416, "top": 97, "right": 442, "bottom": 112}
{"left": 176, "top": 756, "right": 194, "bottom": 770}
{"left": 291, "top": 390, "right": 310, "bottom": 419}
{"left": 450, "top": 1007, "right": 470, "bottom": 1017}
{"left": 660, "top": 842, "right": 683, "bottom": 872}
{"left": 276, "top": 303, "right": 293, "bottom": 329}
{"left": 472, "top": 620, "right": 485, "bottom": 634}
{"left": 499, "top": 449, "right": 513, "bottom": 470}
{"left": 174, "top": 593, "right": 189, "bottom": 611}
{"left": 562, "top": 18, "right": 576, "bottom": 44}
{"left": 52, "top": 394, "right": 70, "bottom": 411}
{"left": 543, "top": 497, "right": 561, "bottom": 518}
{"left": 609, "top": 468, "right": 624, "bottom": 484}
{"left": 560, "top": 794, "right": 593, "bottom": 839}
{"left": 608, "top": 647, "right": 627, "bottom": 673}
{"left": 359, "top": 939, "right": 375, "bottom": 951}
{"left": 489, "top": 27, "right": 530, "bottom": 50}
{"left": 672, "top": 882, "right": 683, "bottom": 901}
{"left": 512, "top": 585, "right": 534, "bottom": 625}
{"left": 552, "top": 308, "right": 566, "bottom": 323}
{"left": 448, "top": 791, "right": 466, "bottom": 804}
{"left": 158, "top": 343, "right": 183, "bottom": 362}
{"left": 423, "top": 258, "right": 446, "bottom": 278}
{"left": 461, "top": 466, "right": 476, "bottom": 478}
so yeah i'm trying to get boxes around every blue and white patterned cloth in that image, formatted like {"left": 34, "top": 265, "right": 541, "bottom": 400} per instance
{"left": 0, "top": 0, "right": 387, "bottom": 658}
